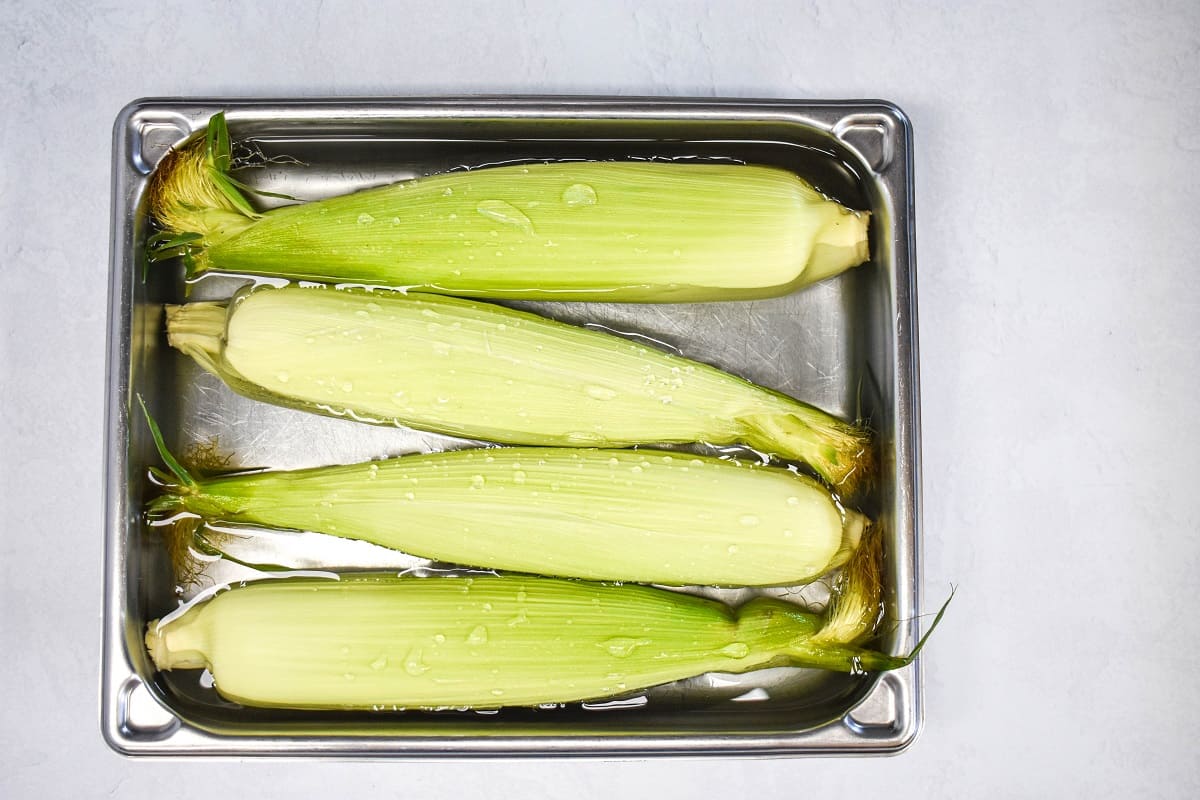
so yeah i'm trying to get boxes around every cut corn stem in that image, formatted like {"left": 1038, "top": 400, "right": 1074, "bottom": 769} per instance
{"left": 149, "top": 442, "right": 865, "bottom": 587}
{"left": 145, "top": 531, "right": 945, "bottom": 710}
{"left": 166, "top": 286, "right": 873, "bottom": 495}
{"left": 148, "top": 113, "right": 870, "bottom": 302}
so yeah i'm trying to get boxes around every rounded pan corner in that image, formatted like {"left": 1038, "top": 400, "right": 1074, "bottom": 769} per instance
{"left": 99, "top": 686, "right": 144, "bottom": 758}
{"left": 100, "top": 718, "right": 140, "bottom": 758}
{"left": 100, "top": 668, "right": 188, "bottom": 756}
{"left": 825, "top": 101, "right": 912, "bottom": 177}
{"left": 859, "top": 99, "right": 913, "bottom": 135}
{"left": 870, "top": 100, "right": 914, "bottom": 159}
{"left": 835, "top": 707, "right": 923, "bottom": 758}
{"left": 878, "top": 709, "right": 924, "bottom": 756}
{"left": 112, "top": 98, "right": 164, "bottom": 137}
{"left": 836, "top": 666, "right": 924, "bottom": 756}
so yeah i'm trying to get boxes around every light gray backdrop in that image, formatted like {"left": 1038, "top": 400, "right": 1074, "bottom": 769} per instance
{"left": 1, "top": 1, "right": 1197, "bottom": 796}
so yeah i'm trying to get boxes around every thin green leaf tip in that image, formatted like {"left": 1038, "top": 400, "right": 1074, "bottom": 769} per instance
{"left": 201, "top": 110, "right": 258, "bottom": 218}
{"left": 137, "top": 394, "right": 196, "bottom": 489}
{"left": 206, "top": 110, "right": 231, "bottom": 173}
{"left": 906, "top": 586, "right": 955, "bottom": 662}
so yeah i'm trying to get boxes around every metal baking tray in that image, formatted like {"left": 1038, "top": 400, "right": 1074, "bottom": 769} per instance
{"left": 102, "top": 97, "right": 921, "bottom": 757}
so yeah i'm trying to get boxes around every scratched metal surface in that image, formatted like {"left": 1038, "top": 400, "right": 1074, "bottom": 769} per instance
{"left": 103, "top": 99, "right": 918, "bottom": 756}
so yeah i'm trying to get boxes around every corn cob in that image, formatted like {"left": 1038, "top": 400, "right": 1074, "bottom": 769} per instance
{"left": 148, "top": 113, "right": 870, "bottom": 302}
{"left": 145, "top": 533, "right": 943, "bottom": 710}
{"left": 147, "top": 432, "right": 865, "bottom": 587}
{"left": 165, "top": 286, "right": 872, "bottom": 494}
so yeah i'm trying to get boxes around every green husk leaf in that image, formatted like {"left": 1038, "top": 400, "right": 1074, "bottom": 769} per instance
{"left": 190, "top": 531, "right": 299, "bottom": 574}
{"left": 206, "top": 111, "right": 232, "bottom": 173}
{"left": 136, "top": 395, "right": 196, "bottom": 489}
{"left": 207, "top": 166, "right": 260, "bottom": 219}
{"left": 221, "top": 171, "right": 301, "bottom": 202}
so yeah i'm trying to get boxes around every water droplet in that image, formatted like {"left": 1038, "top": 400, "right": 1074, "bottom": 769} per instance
{"left": 513, "top": 470, "right": 526, "bottom": 484}
{"left": 391, "top": 217, "right": 401, "bottom": 225}
{"left": 275, "top": 371, "right": 290, "bottom": 383}
{"left": 339, "top": 646, "right": 350, "bottom": 656}
{"left": 367, "top": 464, "right": 379, "bottom": 480}
{"left": 467, "top": 625, "right": 489, "bottom": 644}
{"left": 601, "top": 637, "right": 653, "bottom": 658}
{"left": 340, "top": 381, "right": 354, "bottom": 392}
{"left": 433, "top": 633, "right": 446, "bottom": 644}
{"left": 343, "top": 672, "right": 356, "bottom": 680}
{"left": 727, "top": 544, "right": 739, "bottom": 555}
{"left": 672, "top": 248, "right": 681, "bottom": 256}
{"left": 471, "top": 474, "right": 486, "bottom": 489}
{"left": 562, "top": 183, "right": 597, "bottom": 207}
{"left": 442, "top": 187, "right": 454, "bottom": 196}
{"left": 404, "top": 648, "right": 429, "bottom": 675}
{"left": 516, "top": 589, "right": 527, "bottom": 603}
{"left": 720, "top": 642, "right": 750, "bottom": 659}
{"left": 739, "top": 514, "right": 760, "bottom": 527}
{"left": 491, "top": 689, "right": 504, "bottom": 697}
{"left": 357, "top": 213, "right": 375, "bottom": 224}
{"left": 404, "top": 491, "right": 416, "bottom": 500}
{"left": 786, "top": 496, "right": 801, "bottom": 506}
{"left": 659, "top": 395, "right": 674, "bottom": 405}
{"left": 630, "top": 465, "right": 643, "bottom": 474}
{"left": 370, "top": 654, "right": 388, "bottom": 670}
{"left": 507, "top": 609, "right": 528, "bottom": 627}
{"left": 436, "top": 396, "right": 449, "bottom": 405}
{"left": 607, "top": 457, "right": 620, "bottom": 468}
{"left": 585, "top": 385, "right": 618, "bottom": 401}
{"left": 475, "top": 199, "right": 535, "bottom": 235}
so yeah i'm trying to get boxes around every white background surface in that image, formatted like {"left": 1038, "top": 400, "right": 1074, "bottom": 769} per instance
{"left": 2, "top": 0, "right": 1198, "bottom": 796}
